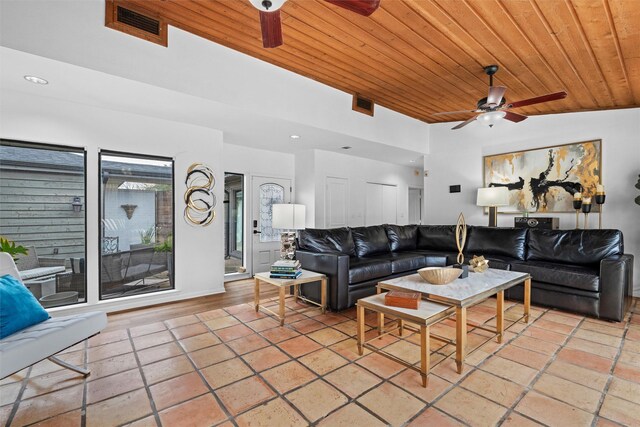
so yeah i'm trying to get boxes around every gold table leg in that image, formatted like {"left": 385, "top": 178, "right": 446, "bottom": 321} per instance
{"left": 524, "top": 278, "right": 531, "bottom": 323}
{"left": 254, "top": 278, "right": 260, "bottom": 312}
{"left": 455, "top": 306, "right": 467, "bottom": 374}
{"left": 376, "top": 287, "right": 384, "bottom": 336}
{"left": 496, "top": 290, "right": 504, "bottom": 343}
{"left": 421, "top": 324, "right": 430, "bottom": 387}
{"left": 278, "top": 286, "right": 286, "bottom": 326}
{"left": 321, "top": 278, "right": 327, "bottom": 314}
{"left": 357, "top": 304, "right": 365, "bottom": 355}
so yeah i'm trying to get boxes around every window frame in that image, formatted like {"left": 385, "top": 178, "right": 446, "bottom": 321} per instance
{"left": 98, "top": 149, "right": 175, "bottom": 300}
{"left": 0, "top": 139, "right": 88, "bottom": 307}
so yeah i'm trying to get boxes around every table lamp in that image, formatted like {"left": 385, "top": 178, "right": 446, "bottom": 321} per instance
{"left": 272, "top": 204, "right": 306, "bottom": 260}
{"left": 477, "top": 187, "right": 510, "bottom": 227}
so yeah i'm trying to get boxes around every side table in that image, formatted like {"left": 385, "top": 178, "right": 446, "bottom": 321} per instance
{"left": 254, "top": 269, "right": 327, "bottom": 326}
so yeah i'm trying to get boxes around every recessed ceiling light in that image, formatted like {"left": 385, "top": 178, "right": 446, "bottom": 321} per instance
{"left": 24, "top": 75, "right": 48, "bottom": 85}
{"left": 290, "top": 134, "right": 301, "bottom": 140}
{"left": 341, "top": 146, "right": 352, "bottom": 150}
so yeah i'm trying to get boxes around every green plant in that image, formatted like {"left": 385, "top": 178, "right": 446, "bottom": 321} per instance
{"left": 139, "top": 226, "right": 156, "bottom": 245}
{"left": 0, "top": 237, "right": 29, "bottom": 261}
{"left": 154, "top": 235, "right": 173, "bottom": 253}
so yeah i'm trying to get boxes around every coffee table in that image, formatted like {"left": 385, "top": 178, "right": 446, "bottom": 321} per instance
{"left": 378, "top": 268, "right": 531, "bottom": 373}
{"left": 254, "top": 269, "right": 327, "bottom": 326}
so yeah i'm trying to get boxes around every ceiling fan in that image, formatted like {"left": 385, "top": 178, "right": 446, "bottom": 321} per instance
{"left": 433, "top": 65, "right": 568, "bottom": 130}
{"left": 249, "top": 0, "right": 380, "bottom": 48}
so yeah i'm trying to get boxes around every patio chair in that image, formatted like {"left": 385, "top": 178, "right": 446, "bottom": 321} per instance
{"left": 14, "top": 246, "right": 66, "bottom": 282}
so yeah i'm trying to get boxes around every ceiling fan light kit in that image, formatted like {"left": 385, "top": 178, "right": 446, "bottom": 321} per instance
{"left": 433, "top": 64, "right": 568, "bottom": 130}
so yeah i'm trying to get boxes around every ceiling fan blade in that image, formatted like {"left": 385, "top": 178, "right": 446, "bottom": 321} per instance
{"left": 452, "top": 115, "right": 478, "bottom": 130}
{"left": 324, "top": 0, "right": 381, "bottom": 16}
{"left": 432, "top": 109, "right": 477, "bottom": 116}
{"left": 507, "top": 91, "right": 567, "bottom": 109}
{"left": 503, "top": 111, "right": 528, "bottom": 123}
{"left": 259, "top": 10, "right": 283, "bottom": 48}
{"left": 486, "top": 86, "right": 506, "bottom": 107}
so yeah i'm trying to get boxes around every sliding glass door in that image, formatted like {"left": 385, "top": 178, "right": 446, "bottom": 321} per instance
{"left": 99, "top": 151, "right": 174, "bottom": 299}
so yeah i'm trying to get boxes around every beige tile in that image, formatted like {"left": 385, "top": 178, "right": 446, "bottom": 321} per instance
{"left": 618, "top": 350, "right": 640, "bottom": 368}
{"left": 480, "top": 356, "right": 538, "bottom": 387}
{"left": 136, "top": 342, "right": 182, "bottom": 366}
{"left": 556, "top": 348, "right": 614, "bottom": 373}
{"left": 217, "top": 376, "right": 276, "bottom": 415}
{"left": 129, "top": 322, "right": 166, "bottom": 337}
{"left": 318, "top": 402, "right": 386, "bottom": 427}
{"left": 205, "top": 315, "right": 241, "bottom": 330}
{"left": 565, "top": 337, "right": 619, "bottom": 359}
{"left": 533, "top": 373, "right": 602, "bottom": 413}
{"left": 580, "top": 321, "right": 625, "bottom": 337}
{"left": 86, "top": 389, "right": 152, "bottom": 427}
{"left": 29, "top": 409, "right": 82, "bottom": 427}
{"left": 332, "top": 320, "right": 360, "bottom": 336}
{"left": 149, "top": 371, "right": 208, "bottom": 410}
{"left": 286, "top": 379, "right": 348, "bottom": 422}
{"left": 88, "top": 329, "right": 129, "bottom": 347}
{"left": 86, "top": 340, "right": 133, "bottom": 362}
{"left": 259, "top": 325, "right": 300, "bottom": 343}
{"left": 516, "top": 391, "right": 593, "bottom": 427}
{"left": 226, "top": 333, "right": 270, "bottom": 355}
{"left": 383, "top": 340, "right": 422, "bottom": 365}
{"left": 461, "top": 369, "right": 525, "bottom": 408}
{"left": 298, "top": 348, "right": 348, "bottom": 375}
{"left": 522, "top": 326, "right": 569, "bottom": 345}
{"left": 177, "top": 332, "right": 221, "bottom": 353}
{"left": 607, "top": 377, "right": 640, "bottom": 405}
{"left": 86, "top": 368, "right": 145, "bottom": 404}
{"left": 165, "top": 314, "right": 199, "bottom": 329}
{"left": 329, "top": 338, "right": 370, "bottom": 361}
{"left": 307, "top": 327, "right": 350, "bottom": 346}
{"left": 22, "top": 368, "right": 85, "bottom": 399}
{"left": 624, "top": 339, "right": 640, "bottom": 354}
{"left": 261, "top": 361, "right": 316, "bottom": 394}
{"left": 277, "top": 335, "right": 322, "bottom": 358}
{"left": 242, "top": 346, "right": 290, "bottom": 372}
{"left": 574, "top": 328, "right": 622, "bottom": 348}
{"left": 121, "top": 416, "right": 159, "bottom": 427}
{"left": 141, "top": 355, "right": 194, "bottom": 385}
{"left": 171, "top": 323, "right": 209, "bottom": 340}
{"left": 408, "top": 407, "right": 465, "bottom": 427}
{"left": 599, "top": 394, "right": 640, "bottom": 425}
{"left": 391, "top": 368, "right": 452, "bottom": 403}
{"left": 497, "top": 345, "right": 550, "bottom": 370}
{"left": 12, "top": 385, "right": 84, "bottom": 426}
{"left": 545, "top": 360, "right": 609, "bottom": 392}
{"left": 358, "top": 382, "right": 424, "bottom": 427}
{"left": 0, "top": 382, "right": 21, "bottom": 406}
{"left": 245, "top": 317, "right": 280, "bottom": 332}
{"left": 356, "top": 352, "right": 404, "bottom": 379}
{"left": 188, "top": 343, "right": 235, "bottom": 369}
{"left": 132, "top": 330, "right": 174, "bottom": 350}
{"left": 235, "top": 398, "right": 307, "bottom": 427}
{"left": 435, "top": 386, "right": 507, "bottom": 427}
{"left": 158, "top": 394, "right": 227, "bottom": 427}
{"left": 512, "top": 335, "right": 559, "bottom": 356}
{"left": 324, "top": 364, "right": 382, "bottom": 399}
{"left": 200, "top": 358, "right": 253, "bottom": 389}
{"left": 501, "top": 412, "right": 543, "bottom": 426}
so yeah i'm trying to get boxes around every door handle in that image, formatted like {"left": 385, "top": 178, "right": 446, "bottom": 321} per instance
{"left": 253, "top": 230, "right": 261, "bottom": 234}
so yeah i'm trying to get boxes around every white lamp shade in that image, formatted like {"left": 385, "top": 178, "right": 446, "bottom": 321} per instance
{"left": 477, "top": 187, "right": 510, "bottom": 207}
{"left": 272, "top": 204, "right": 306, "bottom": 230}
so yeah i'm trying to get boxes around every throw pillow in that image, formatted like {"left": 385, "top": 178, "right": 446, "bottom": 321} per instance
{"left": 0, "top": 274, "right": 50, "bottom": 339}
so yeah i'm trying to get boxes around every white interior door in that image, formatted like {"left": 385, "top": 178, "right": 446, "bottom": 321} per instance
{"left": 408, "top": 188, "right": 422, "bottom": 224}
{"left": 366, "top": 182, "right": 397, "bottom": 225}
{"left": 251, "top": 176, "right": 292, "bottom": 274}
{"left": 326, "top": 177, "right": 348, "bottom": 228}
{"left": 382, "top": 184, "right": 397, "bottom": 224}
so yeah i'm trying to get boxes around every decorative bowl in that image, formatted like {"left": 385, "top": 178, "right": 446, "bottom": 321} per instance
{"left": 417, "top": 267, "right": 463, "bottom": 285}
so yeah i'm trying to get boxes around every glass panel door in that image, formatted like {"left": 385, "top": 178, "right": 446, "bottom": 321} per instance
{"left": 224, "top": 173, "right": 244, "bottom": 275}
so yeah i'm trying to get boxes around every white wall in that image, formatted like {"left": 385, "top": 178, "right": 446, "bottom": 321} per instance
{"left": 1, "top": 89, "right": 225, "bottom": 314}
{"left": 425, "top": 108, "right": 640, "bottom": 296}
{"left": 302, "top": 150, "right": 424, "bottom": 228}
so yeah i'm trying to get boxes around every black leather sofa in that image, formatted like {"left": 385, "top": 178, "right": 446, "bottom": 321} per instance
{"left": 296, "top": 225, "right": 634, "bottom": 321}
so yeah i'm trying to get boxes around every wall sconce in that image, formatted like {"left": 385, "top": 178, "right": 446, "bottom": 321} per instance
{"left": 72, "top": 197, "right": 83, "bottom": 213}
{"left": 121, "top": 204, "right": 138, "bottom": 220}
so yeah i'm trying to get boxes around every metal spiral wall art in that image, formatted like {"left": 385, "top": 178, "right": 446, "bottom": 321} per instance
{"left": 184, "top": 163, "right": 216, "bottom": 227}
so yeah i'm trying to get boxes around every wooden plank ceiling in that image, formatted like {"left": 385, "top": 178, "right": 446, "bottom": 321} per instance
{"left": 120, "top": 0, "right": 640, "bottom": 123}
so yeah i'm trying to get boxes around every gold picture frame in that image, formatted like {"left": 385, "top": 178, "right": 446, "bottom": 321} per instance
{"left": 483, "top": 139, "right": 602, "bottom": 214}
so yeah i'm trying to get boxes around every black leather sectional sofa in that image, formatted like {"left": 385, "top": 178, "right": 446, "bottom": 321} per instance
{"left": 296, "top": 225, "right": 634, "bottom": 321}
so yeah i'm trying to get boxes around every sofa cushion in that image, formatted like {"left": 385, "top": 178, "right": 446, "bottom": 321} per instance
{"left": 18, "top": 266, "right": 65, "bottom": 281}
{"left": 298, "top": 227, "right": 356, "bottom": 256}
{"left": 466, "top": 227, "right": 527, "bottom": 260}
{"left": 352, "top": 226, "right": 390, "bottom": 257}
{"left": 385, "top": 225, "right": 418, "bottom": 252}
{"left": 410, "top": 250, "right": 456, "bottom": 266}
{"left": 417, "top": 225, "right": 460, "bottom": 252}
{"left": 527, "top": 229, "right": 622, "bottom": 265}
{"left": 0, "top": 274, "right": 50, "bottom": 339}
{"left": 511, "top": 260, "right": 600, "bottom": 293}
{"left": 348, "top": 257, "right": 392, "bottom": 284}
{"left": 366, "top": 253, "right": 426, "bottom": 274}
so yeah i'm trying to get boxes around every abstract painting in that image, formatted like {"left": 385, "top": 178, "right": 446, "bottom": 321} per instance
{"left": 484, "top": 140, "right": 602, "bottom": 213}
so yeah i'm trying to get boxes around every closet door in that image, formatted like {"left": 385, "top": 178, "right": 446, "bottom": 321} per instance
{"left": 382, "top": 184, "right": 397, "bottom": 224}
{"left": 365, "top": 182, "right": 383, "bottom": 226}
{"left": 325, "top": 177, "right": 348, "bottom": 228}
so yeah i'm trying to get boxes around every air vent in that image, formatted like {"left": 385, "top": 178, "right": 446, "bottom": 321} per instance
{"left": 352, "top": 94, "right": 374, "bottom": 116}
{"left": 117, "top": 6, "right": 160, "bottom": 35}
{"left": 105, "top": 0, "right": 168, "bottom": 47}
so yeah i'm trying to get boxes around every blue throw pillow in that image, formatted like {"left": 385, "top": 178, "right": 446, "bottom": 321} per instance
{"left": 0, "top": 274, "right": 50, "bottom": 339}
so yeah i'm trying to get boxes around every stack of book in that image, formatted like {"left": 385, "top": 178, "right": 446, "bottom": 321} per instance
{"left": 270, "top": 260, "right": 302, "bottom": 279}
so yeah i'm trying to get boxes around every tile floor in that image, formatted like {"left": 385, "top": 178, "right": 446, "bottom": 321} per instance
{"left": 1, "top": 297, "right": 639, "bottom": 427}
